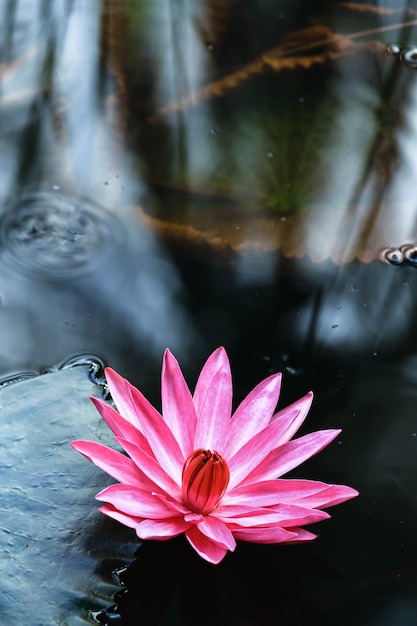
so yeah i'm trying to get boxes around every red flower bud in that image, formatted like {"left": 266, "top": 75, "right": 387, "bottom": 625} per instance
{"left": 182, "top": 448, "right": 230, "bottom": 515}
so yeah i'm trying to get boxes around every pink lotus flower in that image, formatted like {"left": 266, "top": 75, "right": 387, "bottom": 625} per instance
{"left": 71, "top": 347, "right": 358, "bottom": 564}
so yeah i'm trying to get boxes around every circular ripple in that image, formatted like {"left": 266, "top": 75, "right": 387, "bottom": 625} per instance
{"left": 0, "top": 192, "right": 121, "bottom": 277}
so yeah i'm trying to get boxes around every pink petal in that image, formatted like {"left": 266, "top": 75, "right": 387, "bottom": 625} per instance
{"left": 283, "top": 528, "right": 317, "bottom": 542}
{"left": 96, "top": 484, "right": 178, "bottom": 519}
{"left": 227, "top": 394, "right": 314, "bottom": 489}
{"left": 153, "top": 491, "right": 191, "bottom": 515}
{"left": 218, "top": 510, "right": 288, "bottom": 527}
{"left": 216, "top": 502, "right": 329, "bottom": 527}
{"left": 240, "top": 429, "right": 341, "bottom": 485}
{"left": 270, "top": 391, "right": 314, "bottom": 443}
{"left": 104, "top": 368, "right": 146, "bottom": 430}
{"left": 105, "top": 369, "right": 185, "bottom": 481}
{"left": 90, "top": 397, "right": 125, "bottom": 437}
{"left": 266, "top": 503, "right": 330, "bottom": 526}
{"left": 193, "top": 347, "right": 232, "bottom": 454}
{"left": 185, "top": 525, "right": 228, "bottom": 564}
{"left": 99, "top": 503, "right": 144, "bottom": 528}
{"left": 135, "top": 517, "right": 192, "bottom": 540}
{"left": 128, "top": 384, "right": 185, "bottom": 483}
{"left": 296, "top": 484, "right": 359, "bottom": 508}
{"left": 115, "top": 436, "right": 182, "bottom": 496}
{"left": 161, "top": 350, "right": 197, "bottom": 458}
{"left": 196, "top": 516, "right": 236, "bottom": 551}
{"left": 224, "top": 373, "right": 282, "bottom": 458}
{"left": 90, "top": 397, "right": 153, "bottom": 457}
{"left": 230, "top": 525, "right": 298, "bottom": 543}
{"left": 223, "top": 478, "right": 334, "bottom": 507}
{"left": 70, "top": 439, "right": 154, "bottom": 489}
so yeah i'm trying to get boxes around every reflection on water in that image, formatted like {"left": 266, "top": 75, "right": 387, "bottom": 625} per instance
{"left": 93, "top": 538, "right": 340, "bottom": 626}
{"left": 2, "top": 0, "right": 417, "bottom": 624}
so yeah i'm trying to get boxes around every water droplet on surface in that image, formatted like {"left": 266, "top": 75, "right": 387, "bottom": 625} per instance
{"left": 386, "top": 43, "right": 401, "bottom": 55}
{"left": 0, "top": 191, "right": 121, "bottom": 277}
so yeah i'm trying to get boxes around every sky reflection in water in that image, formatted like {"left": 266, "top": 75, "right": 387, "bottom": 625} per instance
{"left": 1, "top": 0, "right": 417, "bottom": 624}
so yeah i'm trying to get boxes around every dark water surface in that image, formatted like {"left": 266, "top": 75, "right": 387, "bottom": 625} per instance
{"left": 2, "top": 1, "right": 417, "bottom": 624}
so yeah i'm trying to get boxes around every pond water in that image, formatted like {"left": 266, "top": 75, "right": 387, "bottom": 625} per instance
{"left": 2, "top": 0, "right": 417, "bottom": 624}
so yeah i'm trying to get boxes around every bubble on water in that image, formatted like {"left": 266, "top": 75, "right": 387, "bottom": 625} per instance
{"left": 381, "top": 243, "right": 417, "bottom": 267}
{"left": 386, "top": 43, "right": 401, "bottom": 56}
{"left": 400, "top": 47, "right": 417, "bottom": 68}
{"left": 0, "top": 191, "right": 121, "bottom": 278}
{"left": 381, "top": 247, "right": 404, "bottom": 265}
{"left": 386, "top": 44, "right": 417, "bottom": 69}
{"left": 402, "top": 244, "right": 417, "bottom": 264}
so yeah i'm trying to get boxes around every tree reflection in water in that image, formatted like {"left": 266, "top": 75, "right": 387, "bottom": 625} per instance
{"left": 2, "top": 1, "right": 417, "bottom": 624}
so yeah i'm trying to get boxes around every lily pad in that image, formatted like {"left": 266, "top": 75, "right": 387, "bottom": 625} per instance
{"left": 0, "top": 365, "right": 136, "bottom": 625}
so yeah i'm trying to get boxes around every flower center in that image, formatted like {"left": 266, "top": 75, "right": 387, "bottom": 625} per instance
{"left": 182, "top": 448, "right": 230, "bottom": 515}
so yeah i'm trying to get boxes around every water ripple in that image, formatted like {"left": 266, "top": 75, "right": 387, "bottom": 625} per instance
{"left": 0, "top": 191, "right": 121, "bottom": 277}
